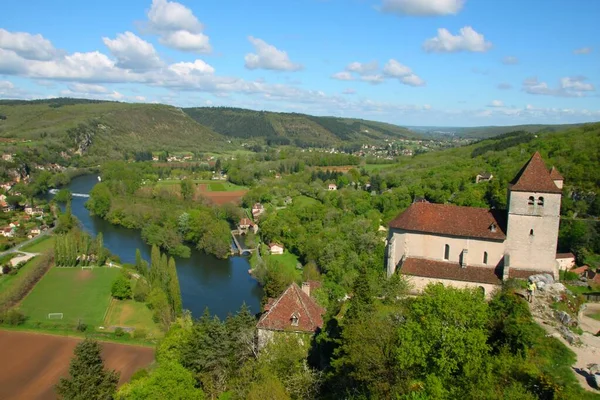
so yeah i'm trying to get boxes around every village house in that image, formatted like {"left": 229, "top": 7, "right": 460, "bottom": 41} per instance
{"left": 28, "top": 227, "right": 41, "bottom": 238}
{"left": 475, "top": 172, "right": 493, "bottom": 183}
{"left": 284, "top": 196, "right": 293, "bottom": 206}
{"left": 269, "top": 243, "right": 284, "bottom": 255}
{"left": 2, "top": 227, "right": 14, "bottom": 238}
{"left": 328, "top": 183, "right": 338, "bottom": 191}
{"left": 9, "top": 221, "right": 19, "bottom": 229}
{"left": 252, "top": 203, "right": 265, "bottom": 219}
{"left": 556, "top": 253, "right": 576, "bottom": 271}
{"left": 238, "top": 218, "right": 258, "bottom": 234}
{"left": 256, "top": 282, "right": 325, "bottom": 350}
{"left": 387, "top": 152, "right": 566, "bottom": 296}
{"left": 0, "top": 183, "right": 12, "bottom": 191}
{"left": 24, "top": 205, "right": 44, "bottom": 216}
{"left": 2, "top": 154, "right": 14, "bottom": 162}
{"left": 3, "top": 204, "right": 14, "bottom": 213}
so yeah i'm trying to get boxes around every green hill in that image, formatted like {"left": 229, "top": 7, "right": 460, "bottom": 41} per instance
{"left": 452, "top": 123, "right": 586, "bottom": 139}
{"left": 183, "top": 107, "right": 418, "bottom": 147}
{"left": 0, "top": 99, "right": 226, "bottom": 159}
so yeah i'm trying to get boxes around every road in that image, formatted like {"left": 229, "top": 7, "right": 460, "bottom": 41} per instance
{"left": 0, "top": 226, "right": 54, "bottom": 258}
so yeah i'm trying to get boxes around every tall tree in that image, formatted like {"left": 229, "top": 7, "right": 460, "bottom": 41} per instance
{"left": 150, "top": 245, "right": 161, "bottom": 285}
{"left": 55, "top": 338, "right": 119, "bottom": 400}
{"left": 135, "top": 248, "right": 144, "bottom": 276}
{"left": 180, "top": 179, "right": 194, "bottom": 201}
{"left": 168, "top": 256, "right": 182, "bottom": 316}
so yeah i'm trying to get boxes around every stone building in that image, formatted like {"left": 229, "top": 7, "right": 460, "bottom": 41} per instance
{"left": 256, "top": 282, "right": 325, "bottom": 350}
{"left": 386, "top": 152, "right": 565, "bottom": 295}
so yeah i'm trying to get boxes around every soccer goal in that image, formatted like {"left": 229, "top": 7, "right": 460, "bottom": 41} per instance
{"left": 81, "top": 266, "right": 94, "bottom": 270}
{"left": 48, "top": 313, "right": 64, "bottom": 320}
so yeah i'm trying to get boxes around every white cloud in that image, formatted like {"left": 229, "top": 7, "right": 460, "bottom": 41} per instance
{"left": 497, "top": 82, "right": 512, "bottom": 90}
{"left": 502, "top": 56, "right": 518, "bottom": 65}
{"left": 0, "top": 28, "right": 60, "bottom": 61}
{"left": 145, "top": 0, "right": 211, "bottom": 53}
{"left": 573, "top": 47, "right": 592, "bottom": 55}
{"left": 331, "top": 71, "right": 354, "bottom": 81}
{"left": 68, "top": 83, "right": 109, "bottom": 94}
{"left": 487, "top": 100, "right": 504, "bottom": 107}
{"left": 342, "top": 88, "right": 356, "bottom": 95}
{"left": 346, "top": 61, "right": 378, "bottom": 75}
{"left": 382, "top": 59, "right": 426, "bottom": 86}
{"left": 147, "top": 0, "right": 203, "bottom": 33}
{"left": 423, "top": 26, "right": 492, "bottom": 53}
{"left": 168, "top": 59, "right": 215, "bottom": 75}
{"left": 360, "top": 74, "right": 385, "bottom": 85}
{"left": 0, "top": 80, "right": 14, "bottom": 90}
{"left": 244, "top": 36, "right": 302, "bottom": 71}
{"left": 561, "top": 76, "right": 594, "bottom": 92}
{"left": 523, "top": 76, "right": 595, "bottom": 97}
{"left": 134, "top": 96, "right": 147, "bottom": 102}
{"left": 159, "top": 30, "right": 211, "bottom": 53}
{"left": 380, "top": 0, "right": 464, "bottom": 16}
{"left": 102, "top": 32, "right": 162, "bottom": 70}
{"left": 382, "top": 59, "right": 412, "bottom": 77}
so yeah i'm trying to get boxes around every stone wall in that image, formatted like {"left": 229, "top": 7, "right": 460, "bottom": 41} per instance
{"left": 506, "top": 190, "right": 561, "bottom": 278}
{"left": 405, "top": 275, "right": 500, "bottom": 298}
{"left": 387, "top": 228, "right": 505, "bottom": 275}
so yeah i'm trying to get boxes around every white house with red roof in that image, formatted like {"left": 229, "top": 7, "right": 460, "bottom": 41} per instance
{"left": 256, "top": 282, "right": 325, "bottom": 350}
{"left": 268, "top": 242, "right": 284, "bottom": 255}
{"left": 387, "top": 152, "right": 565, "bottom": 295}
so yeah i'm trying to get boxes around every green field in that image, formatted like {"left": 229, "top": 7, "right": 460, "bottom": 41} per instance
{"left": 266, "top": 250, "right": 302, "bottom": 281}
{"left": 20, "top": 235, "right": 55, "bottom": 253}
{"left": 155, "top": 179, "right": 247, "bottom": 191}
{"left": 104, "top": 298, "right": 162, "bottom": 338}
{"left": 0, "top": 255, "right": 44, "bottom": 303}
{"left": 292, "top": 195, "right": 320, "bottom": 207}
{"left": 19, "top": 267, "right": 121, "bottom": 326}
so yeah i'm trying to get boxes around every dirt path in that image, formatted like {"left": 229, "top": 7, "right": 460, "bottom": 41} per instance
{"left": 0, "top": 330, "right": 154, "bottom": 400}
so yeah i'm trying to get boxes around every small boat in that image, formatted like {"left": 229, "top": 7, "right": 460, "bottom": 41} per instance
{"left": 97, "top": 176, "right": 101, "bottom": 182}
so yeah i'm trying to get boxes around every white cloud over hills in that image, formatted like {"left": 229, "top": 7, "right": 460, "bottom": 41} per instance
{"left": 244, "top": 37, "right": 303, "bottom": 71}
{"left": 423, "top": 26, "right": 491, "bottom": 53}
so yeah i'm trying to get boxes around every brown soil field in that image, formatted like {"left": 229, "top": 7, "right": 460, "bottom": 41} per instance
{"left": 0, "top": 330, "right": 154, "bottom": 400}
{"left": 200, "top": 190, "right": 248, "bottom": 205}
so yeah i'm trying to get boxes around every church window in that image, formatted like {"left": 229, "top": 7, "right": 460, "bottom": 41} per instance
{"left": 444, "top": 244, "right": 450, "bottom": 260}
{"left": 529, "top": 229, "right": 534, "bottom": 236}
{"left": 483, "top": 252, "right": 488, "bottom": 264}
{"left": 489, "top": 223, "right": 497, "bottom": 233}
{"left": 528, "top": 196, "right": 535, "bottom": 205}
{"left": 538, "top": 197, "right": 544, "bottom": 206}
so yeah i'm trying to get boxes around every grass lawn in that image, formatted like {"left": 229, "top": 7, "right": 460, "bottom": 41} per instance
{"left": 565, "top": 284, "right": 598, "bottom": 295}
{"left": 104, "top": 298, "right": 162, "bottom": 338}
{"left": 20, "top": 235, "right": 55, "bottom": 253}
{"left": 588, "top": 313, "right": 600, "bottom": 322}
{"left": 209, "top": 182, "right": 226, "bottom": 191}
{"left": 19, "top": 267, "right": 121, "bottom": 327}
{"left": 0, "top": 255, "right": 41, "bottom": 297}
{"left": 266, "top": 250, "right": 302, "bottom": 281}
{"left": 362, "top": 163, "right": 400, "bottom": 172}
{"left": 293, "top": 195, "right": 320, "bottom": 207}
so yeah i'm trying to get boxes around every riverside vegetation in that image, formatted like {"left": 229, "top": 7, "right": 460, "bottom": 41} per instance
{"left": 2, "top": 98, "right": 600, "bottom": 397}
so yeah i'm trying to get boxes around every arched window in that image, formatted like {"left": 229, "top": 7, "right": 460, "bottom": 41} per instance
{"left": 529, "top": 229, "right": 534, "bottom": 236}
{"left": 444, "top": 244, "right": 450, "bottom": 260}
{"left": 538, "top": 197, "right": 544, "bottom": 206}
{"left": 528, "top": 196, "right": 535, "bottom": 205}
{"left": 483, "top": 251, "right": 488, "bottom": 264}
{"left": 291, "top": 312, "right": 299, "bottom": 326}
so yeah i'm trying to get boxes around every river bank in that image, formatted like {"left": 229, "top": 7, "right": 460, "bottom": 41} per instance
{"left": 60, "top": 175, "right": 263, "bottom": 319}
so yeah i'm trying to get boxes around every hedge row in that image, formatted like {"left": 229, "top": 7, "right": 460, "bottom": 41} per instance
{"left": 0, "top": 252, "right": 53, "bottom": 312}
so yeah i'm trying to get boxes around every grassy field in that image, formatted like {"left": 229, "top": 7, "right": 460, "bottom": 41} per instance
{"left": 104, "top": 298, "right": 162, "bottom": 338}
{"left": 19, "top": 267, "right": 120, "bottom": 327}
{"left": 20, "top": 235, "right": 55, "bottom": 253}
{"left": 292, "top": 195, "right": 320, "bottom": 207}
{"left": 0, "top": 256, "right": 37, "bottom": 293}
{"left": 267, "top": 250, "right": 302, "bottom": 281}
{"left": 155, "top": 179, "right": 247, "bottom": 191}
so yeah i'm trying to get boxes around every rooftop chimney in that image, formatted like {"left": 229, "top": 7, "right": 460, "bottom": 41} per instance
{"left": 461, "top": 249, "right": 468, "bottom": 268}
{"left": 301, "top": 282, "right": 310, "bottom": 297}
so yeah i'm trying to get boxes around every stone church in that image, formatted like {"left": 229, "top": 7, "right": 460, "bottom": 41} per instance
{"left": 386, "top": 152, "right": 564, "bottom": 294}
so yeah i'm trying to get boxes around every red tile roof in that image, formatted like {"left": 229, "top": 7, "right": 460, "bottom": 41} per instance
{"left": 239, "top": 218, "right": 253, "bottom": 226}
{"left": 388, "top": 202, "right": 506, "bottom": 240}
{"left": 508, "top": 268, "right": 545, "bottom": 280}
{"left": 400, "top": 257, "right": 502, "bottom": 285}
{"left": 509, "top": 152, "right": 562, "bottom": 194}
{"left": 556, "top": 252, "right": 575, "bottom": 259}
{"left": 571, "top": 265, "right": 589, "bottom": 275}
{"left": 549, "top": 167, "right": 564, "bottom": 181}
{"left": 257, "top": 283, "right": 325, "bottom": 333}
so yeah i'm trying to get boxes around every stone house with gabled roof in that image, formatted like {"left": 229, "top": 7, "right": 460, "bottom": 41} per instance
{"left": 256, "top": 282, "right": 325, "bottom": 350}
{"left": 387, "top": 152, "right": 566, "bottom": 295}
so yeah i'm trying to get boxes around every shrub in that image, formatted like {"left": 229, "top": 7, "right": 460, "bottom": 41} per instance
{"left": 0, "top": 253, "right": 52, "bottom": 312}
{"left": 77, "top": 321, "right": 88, "bottom": 332}
{"left": 0, "top": 310, "right": 26, "bottom": 325}
{"left": 133, "top": 328, "right": 147, "bottom": 339}
{"left": 560, "top": 270, "right": 579, "bottom": 281}
{"left": 111, "top": 275, "right": 132, "bottom": 299}
{"left": 2, "top": 265, "right": 11, "bottom": 274}
{"left": 130, "top": 368, "right": 149, "bottom": 382}
{"left": 114, "top": 327, "right": 125, "bottom": 337}
{"left": 133, "top": 279, "right": 150, "bottom": 302}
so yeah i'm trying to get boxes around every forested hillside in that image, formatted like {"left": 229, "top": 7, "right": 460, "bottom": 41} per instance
{"left": 183, "top": 107, "right": 418, "bottom": 147}
{"left": 453, "top": 123, "right": 585, "bottom": 139}
{"left": 0, "top": 99, "right": 226, "bottom": 161}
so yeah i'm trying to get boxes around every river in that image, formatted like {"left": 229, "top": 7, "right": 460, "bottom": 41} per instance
{"left": 62, "top": 175, "right": 263, "bottom": 319}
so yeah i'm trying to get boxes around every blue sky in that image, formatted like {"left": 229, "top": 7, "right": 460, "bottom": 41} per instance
{"left": 0, "top": 0, "right": 598, "bottom": 126}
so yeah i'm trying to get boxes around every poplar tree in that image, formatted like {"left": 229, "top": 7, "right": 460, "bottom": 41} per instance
{"left": 168, "top": 256, "right": 182, "bottom": 316}
{"left": 150, "top": 245, "right": 161, "bottom": 285}
{"left": 160, "top": 253, "right": 169, "bottom": 291}
{"left": 135, "top": 248, "right": 145, "bottom": 276}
